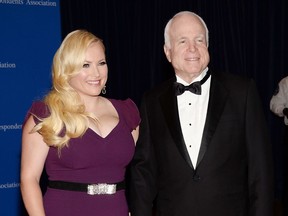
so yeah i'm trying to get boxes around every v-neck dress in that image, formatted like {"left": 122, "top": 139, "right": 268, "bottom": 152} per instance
{"left": 25, "top": 98, "right": 140, "bottom": 216}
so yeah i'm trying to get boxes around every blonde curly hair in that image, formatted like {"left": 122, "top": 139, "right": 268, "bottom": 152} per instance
{"left": 33, "top": 30, "right": 105, "bottom": 150}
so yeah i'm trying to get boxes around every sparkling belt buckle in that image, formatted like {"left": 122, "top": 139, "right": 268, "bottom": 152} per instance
{"left": 87, "top": 183, "right": 116, "bottom": 195}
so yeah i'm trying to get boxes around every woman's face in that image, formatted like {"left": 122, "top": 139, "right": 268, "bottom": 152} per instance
{"left": 69, "top": 41, "right": 108, "bottom": 99}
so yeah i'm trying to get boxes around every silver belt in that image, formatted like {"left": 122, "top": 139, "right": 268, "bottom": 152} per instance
{"left": 87, "top": 183, "right": 116, "bottom": 195}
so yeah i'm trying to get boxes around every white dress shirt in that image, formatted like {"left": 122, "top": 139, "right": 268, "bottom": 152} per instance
{"left": 176, "top": 67, "right": 211, "bottom": 168}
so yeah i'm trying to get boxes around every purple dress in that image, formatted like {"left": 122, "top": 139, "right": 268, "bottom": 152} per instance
{"left": 26, "top": 98, "right": 140, "bottom": 216}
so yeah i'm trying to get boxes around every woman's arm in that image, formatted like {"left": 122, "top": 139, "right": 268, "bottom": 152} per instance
{"left": 132, "top": 126, "right": 139, "bottom": 145}
{"left": 20, "top": 115, "right": 49, "bottom": 216}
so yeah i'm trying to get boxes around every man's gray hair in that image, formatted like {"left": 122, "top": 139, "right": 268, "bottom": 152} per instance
{"left": 164, "top": 11, "right": 209, "bottom": 48}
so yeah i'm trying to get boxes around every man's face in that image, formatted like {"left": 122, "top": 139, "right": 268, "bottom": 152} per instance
{"left": 164, "top": 14, "right": 210, "bottom": 83}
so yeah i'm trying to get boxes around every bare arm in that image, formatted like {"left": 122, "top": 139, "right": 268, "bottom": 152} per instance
{"left": 132, "top": 125, "right": 139, "bottom": 145}
{"left": 20, "top": 115, "right": 49, "bottom": 216}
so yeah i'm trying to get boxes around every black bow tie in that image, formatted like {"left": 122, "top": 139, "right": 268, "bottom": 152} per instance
{"left": 174, "top": 71, "right": 211, "bottom": 96}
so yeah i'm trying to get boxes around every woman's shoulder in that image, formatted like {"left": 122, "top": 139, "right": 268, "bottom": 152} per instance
{"left": 23, "top": 100, "right": 50, "bottom": 124}
{"left": 109, "top": 98, "right": 138, "bottom": 111}
{"left": 29, "top": 101, "right": 50, "bottom": 118}
{"left": 110, "top": 98, "right": 140, "bottom": 129}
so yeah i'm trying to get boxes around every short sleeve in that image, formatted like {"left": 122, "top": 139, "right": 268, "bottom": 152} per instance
{"left": 23, "top": 101, "right": 50, "bottom": 125}
{"left": 121, "top": 98, "right": 141, "bottom": 131}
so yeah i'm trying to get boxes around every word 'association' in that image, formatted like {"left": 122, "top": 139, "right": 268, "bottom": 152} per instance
{"left": 0, "top": 182, "right": 20, "bottom": 189}
{"left": 0, "top": 0, "right": 57, "bottom": 6}
{"left": 0, "top": 62, "right": 16, "bottom": 69}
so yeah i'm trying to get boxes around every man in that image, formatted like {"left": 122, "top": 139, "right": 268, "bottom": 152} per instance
{"left": 270, "top": 76, "right": 288, "bottom": 124}
{"left": 129, "top": 11, "right": 274, "bottom": 216}
{"left": 270, "top": 76, "right": 288, "bottom": 216}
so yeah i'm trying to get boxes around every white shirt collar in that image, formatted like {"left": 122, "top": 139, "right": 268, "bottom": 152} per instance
{"left": 176, "top": 67, "right": 209, "bottom": 85}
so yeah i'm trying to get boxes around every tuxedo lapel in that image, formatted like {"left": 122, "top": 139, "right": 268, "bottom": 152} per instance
{"left": 196, "top": 74, "right": 228, "bottom": 167}
{"left": 158, "top": 74, "right": 229, "bottom": 169}
{"left": 159, "top": 82, "right": 194, "bottom": 169}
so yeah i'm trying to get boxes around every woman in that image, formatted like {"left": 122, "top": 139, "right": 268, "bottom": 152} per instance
{"left": 20, "top": 30, "right": 140, "bottom": 216}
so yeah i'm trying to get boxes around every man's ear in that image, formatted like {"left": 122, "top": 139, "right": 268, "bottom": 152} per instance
{"left": 163, "top": 45, "right": 171, "bottom": 62}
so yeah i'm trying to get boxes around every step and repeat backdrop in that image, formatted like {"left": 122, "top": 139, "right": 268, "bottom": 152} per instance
{"left": 0, "top": 1, "right": 61, "bottom": 215}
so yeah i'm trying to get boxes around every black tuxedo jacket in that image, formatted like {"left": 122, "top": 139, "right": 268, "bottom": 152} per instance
{"left": 129, "top": 72, "right": 274, "bottom": 216}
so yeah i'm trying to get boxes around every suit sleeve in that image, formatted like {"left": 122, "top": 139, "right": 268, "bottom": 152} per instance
{"left": 129, "top": 93, "right": 157, "bottom": 216}
{"left": 246, "top": 80, "right": 274, "bottom": 216}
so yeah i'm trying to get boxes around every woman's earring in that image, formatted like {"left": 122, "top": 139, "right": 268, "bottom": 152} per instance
{"left": 101, "top": 86, "right": 106, "bottom": 94}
